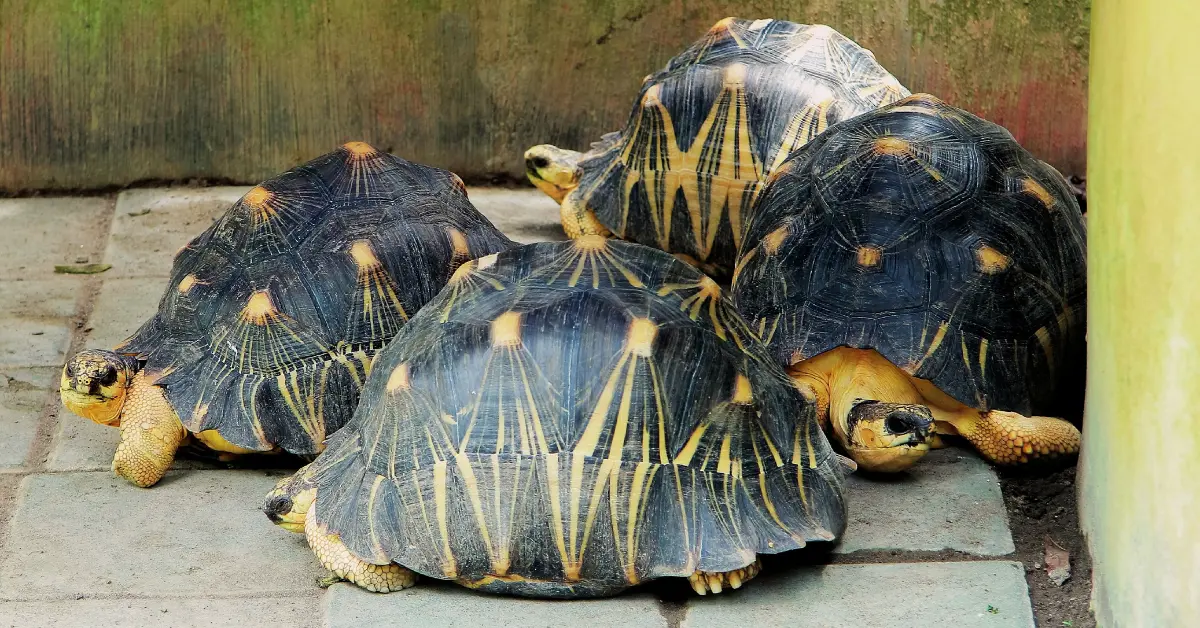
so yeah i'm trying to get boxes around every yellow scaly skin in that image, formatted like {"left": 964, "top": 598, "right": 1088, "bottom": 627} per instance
{"left": 112, "top": 374, "right": 186, "bottom": 488}
{"left": 793, "top": 347, "right": 1081, "bottom": 471}
{"left": 60, "top": 350, "right": 186, "bottom": 488}
{"left": 304, "top": 500, "right": 418, "bottom": 593}
{"left": 523, "top": 144, "right": 612, "bottom": 240}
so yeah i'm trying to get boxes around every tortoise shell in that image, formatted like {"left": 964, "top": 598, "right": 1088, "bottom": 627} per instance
{"left": 565, "top": 17, "right": 908, "bottom": 278}
{"left": 304, "top": 238, "right": 847, "bottom": 598}
{"left": 118, "top": 142, "right": 515, "bottom": 455}
{"left": 732, "top": 94, "right": 1088, "bottom": 419}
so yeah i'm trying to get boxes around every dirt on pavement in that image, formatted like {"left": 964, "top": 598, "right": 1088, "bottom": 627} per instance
{"left": 1000, "top": 463, "right": 1095, "bottom": 628}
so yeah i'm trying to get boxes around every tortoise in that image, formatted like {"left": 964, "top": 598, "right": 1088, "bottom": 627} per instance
{"left": 524, "top": 17, "right": 909, "bottom": 279}
{"left": 730, "top": 93, "right": 1087, "bottom": 472}
{"left": 59, "top": 142, "right": 515, "bottom": 487}
{"left": 263, "top": 237, "right": 850, "bottom": 597}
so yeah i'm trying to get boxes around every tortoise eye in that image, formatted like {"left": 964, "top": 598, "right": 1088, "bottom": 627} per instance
{"left": 99, "top": 367, "right": 119, "bottom": 387}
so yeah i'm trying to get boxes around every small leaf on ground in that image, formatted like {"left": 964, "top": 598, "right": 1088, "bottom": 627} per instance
{"left": 1044, "top": 535, "right": 1071, "bottom": 586}
{"left": 127, "top": 208, "right": 152, "bottom": 216}
{"left": 54, "top": 263, "right": 112, "bottom": 274}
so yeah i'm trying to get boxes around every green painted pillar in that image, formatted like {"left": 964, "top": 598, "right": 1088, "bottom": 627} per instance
{"left": 1081, "top": 0, "right": 1200, "bottom": 624}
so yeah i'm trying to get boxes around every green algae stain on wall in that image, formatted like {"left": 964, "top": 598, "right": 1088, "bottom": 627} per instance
{"left": 0, "top": 0, "right": 1089, "bottom": 191}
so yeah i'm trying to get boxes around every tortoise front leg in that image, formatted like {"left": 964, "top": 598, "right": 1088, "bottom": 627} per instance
{"left": 112, "top": 374, "right": 186, "bottom": 487}
{"left": 687, "top": 559, "right": 762, "bottom": 595}
{"left": 948, "top": 410, "right": 1081, "bottom": 465}
{"left": 304, "top": 503, "right": 417, "bottom": 593}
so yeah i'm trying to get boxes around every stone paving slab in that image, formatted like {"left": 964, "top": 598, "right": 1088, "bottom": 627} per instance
{"left": 839, "top": 448, "right": 1014, "bottom": 555}
{"left": 681, "top": 561, "right": 1033, "bottom": 628}
{"left": 82, "top": 277, "right": 166, "bottom": 351}
{"left": 0, "top": 278, "right": 81, "bottom": 368}
{"left": 324, "top": 583, "right": 667, "bottom": 628}
{"left": 0, "top": 197, "right": 112, "bottom": 280}
{"left": 105, "top": 187, "right": 249, "bottom": 278}
{"left": 0, "top": 596, "right": 321, "bottom": 628}
{"left": 0, "top": 471, "right": 320, "bottom": 601}
{"left": 467, "top": 188, "right": 566, "bottom": 244}
{"left": 0, "top": 368, "right": 56, "bottom": 469}
{"left": 0, "top": 368, "right": 57, "bottom": 469}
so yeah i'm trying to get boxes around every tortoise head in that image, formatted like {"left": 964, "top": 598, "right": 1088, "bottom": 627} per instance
{"left": 843, "top": 401, "right": 936, "bottom": 473}
{"left": 524, "top": 144, "right": 583, "bottom": 203}
{"left": 263, "top": 465, "right": 318, "bottom": 534}
{"left": 60, "top": 349, "right": 141, "bottom": 426}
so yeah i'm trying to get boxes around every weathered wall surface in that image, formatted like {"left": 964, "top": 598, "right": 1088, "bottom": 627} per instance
{"left": 0, "top": 0, "right": 1089, "bottom": 191}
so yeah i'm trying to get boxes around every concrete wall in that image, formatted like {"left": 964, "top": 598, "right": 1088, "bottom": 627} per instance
{"left": 0, "top": 0, "right": 1090, "bottom": 191}
{"left": 1082, "top": 0, "right": 1200, "bottom": 624}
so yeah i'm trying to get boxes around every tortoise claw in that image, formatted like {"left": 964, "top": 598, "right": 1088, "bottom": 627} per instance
{"left": 687, "top": 559, "right": 762, "bottom": 595}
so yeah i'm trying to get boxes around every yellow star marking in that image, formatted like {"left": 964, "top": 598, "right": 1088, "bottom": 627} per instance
{"left": 337, "top": 141, "right": 387, "bottom": 196}
{"left": 243, "top": 185, "right": 272, "bottom": 208}
{"left": 763, "top": 225, "right": 789, "bottom": 255}
{"left": 349, "top": 240, "right": 408, "bottom": 337}
{"left": 177, "top": 274, "right": 198, "bottom": 294}
{"left": 874, "top": 137, "right": 911, "bottom": 157}
{"left": 431, "top": 460, "right": 458, "bottom": 577}
{"left": 857, "top": 246, "right": 882, "bottom": 267}
{"left": 240, "top": 290, "right": 276, "bottom": 325}
{"left": 657, "top": 276, "right": 731, "bottom": 338}
{"left": 626, "top": 318, "right": 658, "bottom": 357}
{"left": 349, "top": 240, "right": 381, "bottom": 269}
{"left": 541, "top": 237, "right": 645, "bottom": 288}
{"left": 976, "top": 244, "right": 1011, "bottom": 273}
{"left": 491, "top": 312, "right": 522, "bottom": 347}
{"left": 448, "top": 228, "right": 471, "bottom": 259}
{"left": 823, "top": 133, "right": 944, "bottom": 183}
{"left": 343, "top": 141, "right": 377, "bottom": 158}
{"left": 242, "top": 186, "right": 277, "bottom": 223}
{"left": 605, "top": 65, "right": 762, "bottom": 262}
{"left": 449, "top": 260, "right": 476, "bottom": 284}
{"left": 915, "top": 321, "right": 951, "bottom": 371}
{"left": 732, "top": 374, "right": 753, "bottom": 404}
{"left": 387, "top": 363, "right": 411, "bottom": 392}
{"left": 979, "top": 338, "right": 990, "bottom": 379}
{"left": 731, "top": 248, "right": 757, "bottom": 290}
{"left": 438, "top": 257, "right": 507, "bottom": 323}
{"left": 767, "top": 98, "right": 834, "bottom": 174}
{"left": 574, "top": 234, "right": 608, "bottom": 252}
{"left": 673, "top": 423, "right": 708, "bottom": 465}
{"left": 1022, "top": 178, "right": 1055, "bottom": 208}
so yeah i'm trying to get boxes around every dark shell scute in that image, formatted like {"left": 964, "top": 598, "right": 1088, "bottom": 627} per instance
{"left": 119, "top": 144, "right": 515, "bottom": 454}
{"left": 734, "top": 97, "right": 1087, "bottom": 417}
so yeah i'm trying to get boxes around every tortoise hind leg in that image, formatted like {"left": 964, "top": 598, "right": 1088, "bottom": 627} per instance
{"left": 687, "top": 559, "right": 762, "bottom": 595}
{"left": 304, "top": 505, "right": 417, "bottom": 593}
{"left": 945, "top": 410, "right": 1081, "bottom": 465}
{"left": 112, "top": 374, "right": 186, "bottom": 487}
